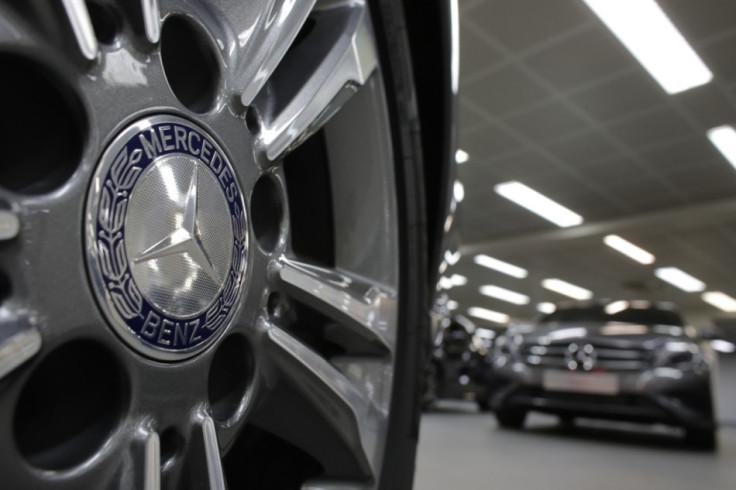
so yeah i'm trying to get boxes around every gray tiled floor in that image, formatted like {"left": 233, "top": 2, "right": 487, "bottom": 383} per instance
{"left": 415, "top": 401, "right": 736, "bottom": 490}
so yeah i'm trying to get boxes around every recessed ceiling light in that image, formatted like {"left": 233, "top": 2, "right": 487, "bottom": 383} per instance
{"left": 603, "top": 235, "right": 656, "bottom": 264}
{"left": 447, "top": 300, "right": 459, "bottom": 311}
{"left": 581, "top": 0, "right": 712, "bottom": 94}
{"left": 473, "top": 254, "right": 528, "bottom": 279}
{"left": 454, "top": 181, "right": 465, "bottom": 203}
{"left": 468, "top": 307, "right": 510, "bottom": 324}
{"left": 450, "top": 274, "right": 467, "bottom": 286}
{"left": 537, "top": 302, "right": 556, "bottom": 314}
{"left": 455, "top": 149, "right": 469, "bottom": 164}
{"left": 541, "top": 278, "right": 593, "bottom": 300}
{"left": 707, "top": 125, "right": 736, "bottom": 169}
{"left": 494, "top": 181, "right": 583, "bottom": 228}
{"left": 702, "top": 291, "right": 736, "bottom": 312}
{"left": 654, "top": 267, "right": 705, "bottom": 292}
{"left": 438, "top": 274, "right": 467, "bottom": 290}
{"left": 479, "top": 285, "right": 530, "bottom": 305}
{"left": 710, "top": 339, "right": 736, "bottom": 354}
{"left": 444, "top": 250, "right": 461, "bottom": 266}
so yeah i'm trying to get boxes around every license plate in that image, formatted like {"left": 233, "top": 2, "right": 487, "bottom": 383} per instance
{"left": 543, "top": 370, "right": 619, "bottom": 395}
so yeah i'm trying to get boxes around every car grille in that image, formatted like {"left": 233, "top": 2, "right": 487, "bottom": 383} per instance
{"left": 520, "top": 341, "right": 652, "bottom": 371}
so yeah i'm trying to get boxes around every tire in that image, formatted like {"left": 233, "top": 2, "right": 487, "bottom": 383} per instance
{"left": 476, "top": 392, "right": 492, "bottom": 412}
{"left": 0, "top": 1, "right": 429, "bottom": 488}
{"left": 685, "top": 427, "right": 717, "bottom": 451}
{"left": 495, "top": 409, "right": 527, "bottom": 429}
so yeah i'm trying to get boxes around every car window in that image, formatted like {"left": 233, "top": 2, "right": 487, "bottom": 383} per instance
{"left": 539, "top": 305, "right": 683, "bottom": 326}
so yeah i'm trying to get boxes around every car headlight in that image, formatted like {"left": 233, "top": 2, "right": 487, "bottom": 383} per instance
{"left": 657, "top": 341, "right": 702, "bottom": 368}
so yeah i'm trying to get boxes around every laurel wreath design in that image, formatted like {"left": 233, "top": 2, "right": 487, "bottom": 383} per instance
{"left": 97, "top": 146, "right": 144, "bottom": 320}
{"left": 202, "top": 201, "right": 246, "bottom": 332}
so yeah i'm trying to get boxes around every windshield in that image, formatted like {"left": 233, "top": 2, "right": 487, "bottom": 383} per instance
{"left": 539, "top": 304, "right": 684, "bottom": 326}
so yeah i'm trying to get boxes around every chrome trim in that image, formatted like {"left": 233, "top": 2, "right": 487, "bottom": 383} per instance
{"left": 201, "top": 415, "right": 226, "bottom": 490}
{"left": 141, "top": 0, "right": 161, "bottom": 44}
{"left": 0, "top": 323, "right": 42, "bottom": 381}
{"left": 0, "top": 210, "right": 19, "bottom": 241}
{"left": 61, "top": 0, "right": 98, "bottom": 60}
{"left": 144, "top": 430, "right": 161, "bottom": 490}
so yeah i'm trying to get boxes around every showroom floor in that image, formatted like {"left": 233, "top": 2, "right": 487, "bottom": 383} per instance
{"left": 415, "top": 401, "right": 736, "bottom": 490}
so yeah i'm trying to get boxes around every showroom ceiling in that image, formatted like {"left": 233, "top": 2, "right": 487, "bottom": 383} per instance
{"left": 448, "top": 0, "right": 736, "bottom": 326}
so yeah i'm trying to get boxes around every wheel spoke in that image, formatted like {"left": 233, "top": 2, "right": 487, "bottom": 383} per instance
{"left": 141, "top": 0, "right": 161, "bottom": 43}
{"left": 60, "top": 0, "right": 98, "bottom": 60}
{"left": 0, "top": 316, "right": 42, "bottom": 381}
{"left": 263, "top": 324, "right": 378, "bottom": 473}
{"left": 201, "top": 413, "right": 226, "bottom": 490}
{"left": 252, "top": 1, "right": 378, "bottom": 160}
{"left": 205, "top": 0, "right": 316, "bottom": 107}
{"left": 276, "top": 257, "right": 396, "bottom": 354}
{"left": 143, "top": 430, "right": 161, "bottom": 490}
{"left": 0, "top": 210, "right": 19, "bottom": 241}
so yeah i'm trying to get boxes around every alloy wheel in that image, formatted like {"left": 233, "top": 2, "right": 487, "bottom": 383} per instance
{"left": 0, "top": 1, "right": 426, "bottom": 488}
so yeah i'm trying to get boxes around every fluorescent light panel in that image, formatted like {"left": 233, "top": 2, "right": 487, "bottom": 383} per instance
{"left": 455, "top": 149, "right": 469, "bottom": 164}
{"left": 494, "top": 181, "right": 583, "bottom": 228}
{"left": 479, "top": 285, "right": 530, "bottom": 305}
{"left": 654, "top": 267, "right": 705, "bottom": 292}
{"left": 468, "top": 307, "right": 509, "bottom": 324}
{"left": 473, "top": 254, "right": 528, "bottom": 279}
{"left": 454, "top": 181, "right": 465, "bottom": 203}
{"left": 537, "top": 302, "right": 556, "bottom": 314}
{"left": 581, "top": 0, "right": 712, "bottom": 94}
{"left": 702, "top": 291, "right": 736, "bottom": 312}
{"left": 603, "top": 235, "right": 655, "bottom": 264}
{"left": 444, "top": 250, "right": 461, "bottom": 266}
{"left": 450, "top": 274, "right": 467, "bottom": 286}
{"left": 707, "top": 126, "right": 736, "bottom": 169}
{"left": 437, "top": 274, "right": 467, "bottom": 289}
{"left": 542, "top": 278, "right": 593, "bottom": 300}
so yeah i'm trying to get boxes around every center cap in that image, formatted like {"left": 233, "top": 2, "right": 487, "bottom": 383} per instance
{"left": 86, "top": 115, "right": 248, "bottom": 360}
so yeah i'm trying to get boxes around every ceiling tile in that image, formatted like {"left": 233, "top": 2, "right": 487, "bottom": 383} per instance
{"left": 460, "top": 22, "right": 505, "bottom": 80}
{"left": 607, "top": 107, "right": 694, "bottom": 149}
{"left": 503, "top": 100, "right": 588, "bottom": 142}
{"left": 641, "top": 136, "right": 723, "bottom": 171}
{"left": 458, "top": 97, "right": 486, "bottom": 129}
{"left": 660, "top": 0, "right": 736, "bottom": 44}
{"left": 543, "top": 130, "right": 622, "bottom": 165}
{"left": 677, "top": 86, "right": 736, "bottom": 129}
{"left": 605, "top": 177, "right": 682, "bottom": 213}
{"left": 573, "top": 157, "right": 646, "bottom": 189}
{"left": 570, "top": 71, "right": 668, "bottom": 124}
{"left": 462, "top": 64, "right": 550, "bottom": 116}
{"left": 523, "top": 26, "right": 634, "bottom": 92}
{"left": 468, "top": 0, "right": 592, "bottom": 54}
{"left": 700, "top": 32, "right": 736, "bottom": 84}
{"left": 459, "top": 123, "right": 524, "bottom": 158}
{"left": 486, "top": 149, "right": 559, "bottom": 181}
{"left": 454, "top": 0, "right": 736, "bottom": 321}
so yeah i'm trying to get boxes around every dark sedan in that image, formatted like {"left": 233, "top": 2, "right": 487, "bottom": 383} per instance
{"left": 488, "top": 300, "right": 717, "bottom": 449}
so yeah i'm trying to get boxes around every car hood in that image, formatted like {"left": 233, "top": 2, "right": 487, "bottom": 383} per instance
{"left": 509, "top": 322, "right": 691, "bottom": 348}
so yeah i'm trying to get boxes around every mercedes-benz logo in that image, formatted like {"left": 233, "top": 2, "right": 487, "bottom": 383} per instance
{"left": 86, "top": 115, "right": 248, "bottom": 360}
{"left": 564, "top": 343, "right": 597, "bottom": 371}
{"left": 133, "top": 164, "right": 220, "bottom": 285}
